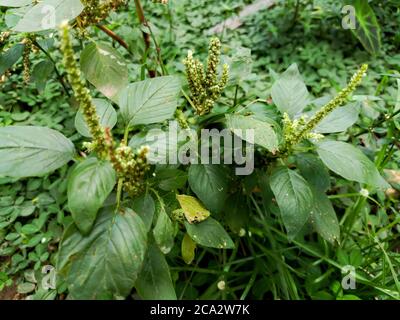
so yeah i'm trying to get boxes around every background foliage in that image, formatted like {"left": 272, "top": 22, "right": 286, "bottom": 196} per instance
{"left": 0, "top": 0, "right": 400, "bottom": 300}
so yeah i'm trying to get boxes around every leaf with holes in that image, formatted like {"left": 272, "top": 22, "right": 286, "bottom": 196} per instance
{"left": 184, "top": 218, "right": 234, "bottom": 249}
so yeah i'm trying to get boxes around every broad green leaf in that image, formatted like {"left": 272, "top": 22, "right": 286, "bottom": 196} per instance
{"left": 0, "top": 126, "right": 75, "bottom": 178}
{"left": 154, "top": 168, "right": 187, "bottom": 191}
{"left": 271, "top": 63, "right": 309, "bottom": 118}
{"left": 0, "top": 0, "right": 32, "bottom": 7}
{"left": 176, "top": 194, "right": 210, "bottom": 224}
{"left": 57, "top": 207, "right": 147, "bottom": 300}
{"left": 316, "top": 141, "right": 389, "bottom": 189}
{"left": 184, "top": 218, "right": 234, "bottom": 249}
{"left": 225, "top": 114, "right": 278, "bottom": 152}
{"left": 222, "top": 46, "right": 252, "bottom": 84}
{"left": 80, "top": 42, "right": 128, "bottom": 102}
{"left": 270, "top": 166, "right": 314, "bottom": 239}
{"left": 119, "top": 76, "right": 181, "bottom": 126}
{"left": 5, "top": 5, "right": 32, "bottom": 28}
{"left": 188, "top": 164, "right": 231, "bottom": 213}
{"left": 0, "top": 43, "right": 25, "bottom": 76}
{"left": 314, "top": 102, "right": 361, "bottom": 133}
{"left": 153, "top": 204, "right": 175, "bottom": 254}
{"left": 181, "top": 233, "right": 196, "bottom": 264}
{"left": 131, "top": 193, "right": 155, "bottom": 232}
{"left": 223, "top": 193, "right": 249, "bottom": 233}
{"left": 67, "top": 158, "right": 116, "bottom": 234}
{"left": 32, "top": 60, "right": 54, "bottom": 93}
{"left": 296, "top": 153, "right": 330, "bottom": 192}
{"left": 310, "top": 188, "right": 340, "bottom": 244}
{"left": 74, "top": 98, "right": 117, "bottom": 138}
{"left": 351, "top": 0, "right": 381, "bottom": 55}
{"left": 135, "top": 244, "right": 177, "bottom": 300}
{"left": 14, "top": 0, "right": 84, "bottom": 32}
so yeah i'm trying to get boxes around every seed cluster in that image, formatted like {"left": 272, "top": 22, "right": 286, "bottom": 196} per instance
{"left": 106, "top": 130, "right": 151, "bottom": 197}
{"left": 77, "top": 0, "right": 126, "bottom": 29}
{"left": 282, "top": 64, "right": 368, "bottom": 154}
{"left": 184, "top": 37, "right": 229, "bottom": 115}
{"left": 0, "top": 31, "right": 10, "bottom": 48}
{"left": 22, "top": 38, "right": 32, "bottom": 84}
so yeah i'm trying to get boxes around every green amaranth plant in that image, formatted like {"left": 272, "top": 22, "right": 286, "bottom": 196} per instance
{"left": 0, "top": 1, "right": 394, "bottom": 301}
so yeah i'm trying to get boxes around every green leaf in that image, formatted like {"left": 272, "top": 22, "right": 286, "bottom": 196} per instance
{"left": 270, "top": 166, "right": 314, "bottom": 239}
{"left": 225, "top": 114, "right": 278, "bottom": 152}
{"left": 154, "top": 168, "right": 187, "bottom": 191}
{"left": 310, "top": 188, "right": 340, "bottom": 244}
{"left": 314, "top": 102, "right": 361, "bottom": 133}
{"left": 296, "top": 153, "right": 330, "bottom": 192}
{"left": 153, "top": 204, "right": 175, "bottom": 254}
{"left": 17, "top": 282, "right": 36, "bottom": 294}
{"left": 67, "top": 158, "right": 116, "bottom": 234}
{"left": 32, "top": 60, "right": 54, "bottom": 93}
{"left": 188, "top": 164, "right": 231, "bottom": 213}
{"left": 57, "top": 207, "right": 147, "bottom": 300}
{"left": 80, "top": 42, "right": 129, "bottom": 102}
{"left": 135, "top": 244, "right": 177, "bottom": 300}
{"left": 13, "top": 0, "right": 84, "bottom": 32}
{"left": 223, "top": 193, "right": 249, "bottom": 233}
{"left": 271, "top": 63, "right": 309, "bottom": 118}
{"left": 316, "top": 141, "right": 389, "bottom": 189}
{"left": 119, "top": 76, "right": 181, "bottom": 126}
{"left": 184, "top": 218, "right": 234, "bottom": 249}
{"left": 351, "top": 0, "right": 381, "bottom": 55}
{"left": 0, "top": 126, "right": 75, "bottom": 178}
{"left": 5, "top": 6, "right": 32, "bottom": 28}
{"left": 74, "top": 98, "right": 117, "bottom": 138}
{"left": 181, "top": 233, "right": 196, "bottom": 264}
{"left": 0, "top": 0, "right": 32, "bottom": 7}
{"left": 131, "top": 193, "right": 155, "bottom": 232}
{"left": 176, "top": 194, "right": 210, "bottom": 224}
{"left": 223, "top": 46, "right": 252, "bottom": 84}
{"left": 0, "top": 43, "right": 25, "bottom": 76}
{"left": 21, "top": 223, "right": 39, "bottom": 234}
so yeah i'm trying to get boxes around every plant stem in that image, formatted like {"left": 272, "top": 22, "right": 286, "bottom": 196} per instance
{"left": 115, "top": 127, "right": 131, "bottom": 212}
{"left": 145, "top": 22, "right": 167, "bottom": 76}
{"left": 134, "top": 0, "right": 155, "bottom": 77}
{"left": 96, "top": 24, "right": 130, "bottom": 52}
{"left": 32, "top": 40, "right": 70, "bottom": 97}
{"left": 233, "top": 84, "right": 239, "bottom": 107}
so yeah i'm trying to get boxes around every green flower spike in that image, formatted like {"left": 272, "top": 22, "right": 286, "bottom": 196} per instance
{"left": 77, "top": 0, "right": 126, "bottom": 29}
{"left": 105, "top": 128, "right": 150, "bottom": 197}
{"left": 283, "top": 64, "right": 368, "bottom": 154}
{"left": 59, "top": 21, "right": 108, "bottom": 159}
{"left": 184, "top": 37, "right": 229, "bottom": 115}
{"left": 22, "top": 38, "right": 32, "bottom": 84}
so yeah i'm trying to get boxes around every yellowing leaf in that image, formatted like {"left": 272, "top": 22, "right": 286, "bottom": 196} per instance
{"left": 181, "top": 233, "right": 196, "bottom": 264}
{"left": 176, "top": 195, "right": 210, "bottom": 224}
